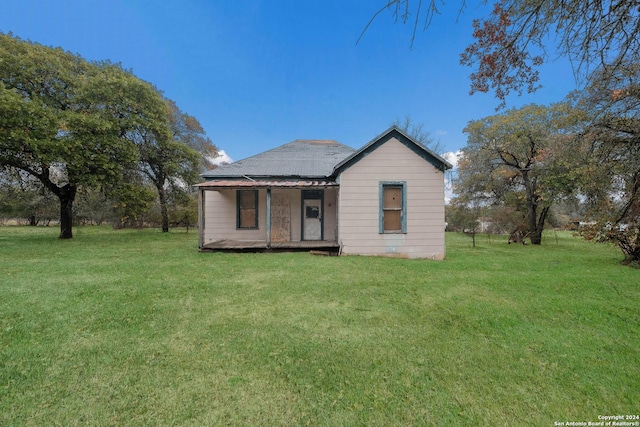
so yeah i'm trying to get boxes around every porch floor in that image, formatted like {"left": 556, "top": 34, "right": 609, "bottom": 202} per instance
{"left": 200, "top": 239, "right": 340, "bottom": 252}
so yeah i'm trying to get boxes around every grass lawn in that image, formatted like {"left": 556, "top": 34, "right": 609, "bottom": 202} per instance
{"left": 1, "top": 226, "right": 638, "bottom": 426}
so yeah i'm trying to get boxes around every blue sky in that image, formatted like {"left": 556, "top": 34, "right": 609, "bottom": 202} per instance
{"left": 2, "top": 0, "right": 576, "bottom": 164}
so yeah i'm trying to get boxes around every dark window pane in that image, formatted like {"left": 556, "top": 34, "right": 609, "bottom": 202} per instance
{"left": 238, "top": 190, "right": 257, "bottom": 228}
{"left": 306, "top": 206, "right": 319, "bottom": 219}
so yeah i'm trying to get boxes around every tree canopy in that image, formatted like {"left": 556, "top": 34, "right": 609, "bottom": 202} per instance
{"left": 367, "top": 0, "right": 640, "bottom": 106}
{"left": 136, "top": 100, "right": 209, "bottom": 233}
{"left": 570, "top": 62, "right": 640, "bottom": 263}
{"left": 0, "top": 33, "right": 215, "bottom": 237}
{"left": 453, "top": 83, "right": 640, "bottom": 262}
{"left": 456, "top": 103, "right": 580, "bottom": 244}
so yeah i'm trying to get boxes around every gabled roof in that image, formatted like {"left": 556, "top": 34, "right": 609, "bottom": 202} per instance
{"left": 201, "top": 139, "right": 355, "bottom": 179}
{"left": 200, "top": 127, "right": 452, "bottom": 183}
{"left": 332, "top": 126, "right": 453, "bottom": 176}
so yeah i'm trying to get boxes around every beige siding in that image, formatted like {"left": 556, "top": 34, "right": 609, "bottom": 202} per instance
{"left": 202, "top": 189, "right": 267, "bottom": 245}
{"left": 338, "top": 137, "right": 446, "bottom": 259}
{"left": 323, "top": 188, "right": 338, "bottom": 242}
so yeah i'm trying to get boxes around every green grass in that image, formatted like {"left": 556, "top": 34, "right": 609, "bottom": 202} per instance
{"left": 1, "top": 227, "right": 638, "bottom": 426}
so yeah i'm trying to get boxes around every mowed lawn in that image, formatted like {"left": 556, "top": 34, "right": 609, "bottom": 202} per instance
{"left": 1, "top": 227, "right": 638, "bottom": 426}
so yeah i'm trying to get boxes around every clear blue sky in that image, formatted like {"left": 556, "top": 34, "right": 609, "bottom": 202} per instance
{"left": 1, "top": 0, "right": 576, "bottom": 163}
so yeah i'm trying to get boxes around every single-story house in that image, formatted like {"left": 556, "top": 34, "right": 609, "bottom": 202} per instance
{"left": 196, "top": 126, "right": 452, "bottom": 259}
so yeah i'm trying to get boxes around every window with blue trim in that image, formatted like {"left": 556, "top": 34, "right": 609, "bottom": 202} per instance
{"left": 380, "top": 182, "right": 406, "bottom": 233}
{"left": 237, "top": 190, "right": 258, "bottom": 229}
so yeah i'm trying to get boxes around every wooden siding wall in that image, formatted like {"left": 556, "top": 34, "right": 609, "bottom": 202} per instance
{"left": 337, "top": 137, "right": 446, "bottom": 259}
{"left": 202, "top": 189, "right": 267, "bottom": 245}
{"left": 323, "top": 188, "right": 338, "bottom": 242}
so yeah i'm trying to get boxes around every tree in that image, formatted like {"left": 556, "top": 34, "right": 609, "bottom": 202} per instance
{"left": 73, "top": 187, "right": 115, "bottom": 226}
{"left": 391, "top": 116, "right": 444, "bottom": 154}
{"left": 166, "top": 100, "right": 219, "bottom": 172}
{"left": 111, "top": 180, "right": 157, "bottom": 229}
{"left": 446, "top": 199, "right": 481, "bottom": 247}
{"left": 0, "top": 168, "right": 57, "bottom": 225}
{"left": 132, "top": 103, "right": 194, "bottom": 233}
{"left": 572, "top": 62, "right": 640, "bottom": 264}
{"left": 365, "top": 0, "right": 640, "bottom": 106}
{"left": 457, "top": 103, "right": 579, "bottom": 244}
{"left": 136, "top": 134, "right": 193, "bottom": 232}
{"left": 0, "top": 33, "right": 169, "bottom": 238}
{"left": 167, "top": 191, "right": 199, "bottom": 232}
{"left": 135, "top": 100, "right": 217, "bottom": 233}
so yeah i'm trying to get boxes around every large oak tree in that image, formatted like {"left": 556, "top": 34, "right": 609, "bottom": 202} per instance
{"left": 457, "top": 103, "right": 580, "bottom": 244}
{"left": 0, "top": 33, "right": 181, "bottom": 238}
{"left": 572, "top": 62, "right": 640, "bottom": 263}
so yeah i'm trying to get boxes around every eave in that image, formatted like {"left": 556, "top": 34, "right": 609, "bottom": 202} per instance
{"left": 195, "top": 179, "right": 338, "bottom": 189}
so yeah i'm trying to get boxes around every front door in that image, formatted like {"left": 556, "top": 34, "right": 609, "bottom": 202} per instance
{"left": 271, "top": 193, "right": 291, "bottom": 243}
{"left": 303, "top": 199, "right": 322, "bottom": 240}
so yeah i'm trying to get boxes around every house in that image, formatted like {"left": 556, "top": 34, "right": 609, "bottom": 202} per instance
{"left": 196, "top": 126, "right": 452, "bottom": 259}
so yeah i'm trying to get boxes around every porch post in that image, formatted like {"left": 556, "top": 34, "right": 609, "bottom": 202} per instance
{"left": 198, "top": 188, "right": 205, "bottom": 250}
{"left": 266, "top": 188, "right": 271, "bottom": 248}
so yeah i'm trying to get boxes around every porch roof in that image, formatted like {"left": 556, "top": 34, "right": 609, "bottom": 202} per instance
{"left": 196, "top": 179, "right": 338, "bottom": 189}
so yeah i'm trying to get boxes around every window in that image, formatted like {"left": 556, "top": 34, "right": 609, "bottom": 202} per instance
{"left": 237, "top": 190, "right": 258, "bottom": 229}
{"left": 380, "top": 182, "right": 406, "bottom": 233}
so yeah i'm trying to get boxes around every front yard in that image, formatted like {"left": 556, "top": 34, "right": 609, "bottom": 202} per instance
{"left": 1, "top": 227, "right": 638, "bottom": 426}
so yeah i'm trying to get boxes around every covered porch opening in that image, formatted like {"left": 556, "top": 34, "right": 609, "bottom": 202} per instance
{"left": 197, "top": 180, "right": 340, "bottom": 252}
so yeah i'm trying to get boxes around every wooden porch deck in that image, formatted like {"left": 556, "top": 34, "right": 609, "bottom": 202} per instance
{"left": 200, "top": 239, "right": 341, "bottom": 252}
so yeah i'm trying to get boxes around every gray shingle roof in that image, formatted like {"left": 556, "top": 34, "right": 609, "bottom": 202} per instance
{"left": 201, "top": 139, "right": 356, "bottom": 179}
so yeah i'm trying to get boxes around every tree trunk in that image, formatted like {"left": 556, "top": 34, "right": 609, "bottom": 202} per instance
{"left": 58, "top": 184, "right": 77, "bottom": 239}
{"left": 158, "top": 185, "right": 169, "bottom": 233}
{"left": 522, "top": 170, "right": 546, "bottom": 245}
{"left": 529, "top": 206, "right": 550, "bottom": 245}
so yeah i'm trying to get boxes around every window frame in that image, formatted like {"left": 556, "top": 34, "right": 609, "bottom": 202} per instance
{"left": 236, "top": 189, "right": 259, "bottom": 229}
{"left": 379, "top": 182, "right": 407, "bottom": 234}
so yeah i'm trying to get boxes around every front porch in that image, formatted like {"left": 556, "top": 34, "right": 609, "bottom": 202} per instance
{"left": 197, "top": 180, "right": 340, "bottom": 252}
